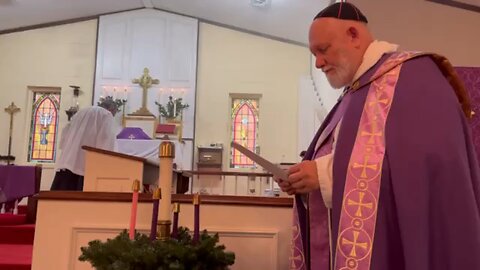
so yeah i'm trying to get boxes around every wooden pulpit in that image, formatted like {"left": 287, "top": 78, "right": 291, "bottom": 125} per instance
{"left": 82, "top": 146, "right": 187, "bottom": 193}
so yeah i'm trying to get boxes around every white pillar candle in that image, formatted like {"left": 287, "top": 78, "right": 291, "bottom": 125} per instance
{"left": 158, "top": 141, "right": 175, "bottom": 221}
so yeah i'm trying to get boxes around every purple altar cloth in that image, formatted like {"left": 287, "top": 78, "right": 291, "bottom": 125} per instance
{"left": 116, "top": 127, "right": 151, "bottom": 140}
{"left": 0, "top": 165, "right": 36, "bottom": 204}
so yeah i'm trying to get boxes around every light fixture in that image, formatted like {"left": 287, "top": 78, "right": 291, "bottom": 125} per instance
{"left": 251, "top": 0, "right": 271, "bottom": 8}
{"left": 65, "top": 85, "right": 81, "bottom": 121}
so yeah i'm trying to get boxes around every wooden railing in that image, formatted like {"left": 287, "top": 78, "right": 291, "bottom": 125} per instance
{"left": 181, "top": 170, "right": 281, "bottom": 197}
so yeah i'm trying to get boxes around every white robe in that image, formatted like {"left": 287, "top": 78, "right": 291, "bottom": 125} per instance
{"left": 55, "top": 106, "right": 116, "bottom": 176}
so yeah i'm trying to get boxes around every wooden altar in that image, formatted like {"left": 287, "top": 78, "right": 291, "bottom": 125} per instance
{"left": 31, "top": 192, "right": 293, "bottom": 270}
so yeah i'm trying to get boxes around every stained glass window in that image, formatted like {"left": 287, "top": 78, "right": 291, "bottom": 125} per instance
{"left": 28, "top": 91, "right": 61, "bottom": 163}
{"left": 230, "top": 97, "right": 259, "bottom": 168}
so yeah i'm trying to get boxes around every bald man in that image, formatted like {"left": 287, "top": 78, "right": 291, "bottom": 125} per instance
{"left": 279, "top": 2, "right": 480, "bottom": 270}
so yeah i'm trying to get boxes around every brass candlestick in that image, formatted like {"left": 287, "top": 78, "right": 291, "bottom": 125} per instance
{"left": 157, "top": 220, "right": 172, "bottom": 241}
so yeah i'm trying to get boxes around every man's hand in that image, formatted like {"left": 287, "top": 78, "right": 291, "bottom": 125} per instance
{"left": 276, "top": 176, "right": 296, "bottom": 195}
{"left": 287, "top": 160, "right": 319, "bottom": 194}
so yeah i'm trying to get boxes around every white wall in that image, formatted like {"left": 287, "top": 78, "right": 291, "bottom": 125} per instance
{"left": 195, "top": 23, "right": 311, "bottom": 170}
{"left": 0, "top": 20, "right": 98, "bottom": 189}
{"left": 352, "top": 0, "right": 480, "bottom": 66}
{"left": 313, "top": 0, "right": 480, "bottom": 121}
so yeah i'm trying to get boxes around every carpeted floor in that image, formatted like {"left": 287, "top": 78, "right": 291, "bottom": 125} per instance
{"left": 0, "top": 207, "right": 34, "bottom": 270}
{"left": 0, "top": 244, "right": 33, "bottom": 270}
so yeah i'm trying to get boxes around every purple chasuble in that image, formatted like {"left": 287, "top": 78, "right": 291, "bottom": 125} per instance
{"left": 332, "top": 54, "right": 480, "bottom": 269}
{"left": 296, "top": 52, "right": 480, "bottom": 269}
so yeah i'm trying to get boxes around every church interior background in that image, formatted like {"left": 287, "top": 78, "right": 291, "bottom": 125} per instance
{"left": 0, "top": 0, "right": 479, "bottom": 269}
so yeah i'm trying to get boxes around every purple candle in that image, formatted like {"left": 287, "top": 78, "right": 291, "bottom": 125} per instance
{"left": 150, "top": 188, "right": 161, "bottom": 240}
{"left": 193, "top": 193, "right": 200, "bottom": 243}
{"left": 171, "top": 203, "right": 180, "bottom": 239}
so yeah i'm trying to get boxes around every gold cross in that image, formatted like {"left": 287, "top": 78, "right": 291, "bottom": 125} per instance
{"left": 131, "top": 67, "right": 159, "bottom": 115}
{"left": 347, "top": 191, "right": 373, "bottom": 217}
{"left": 3, "top": 102, "right": 21, "bottom": 164}
{"left": 361, "top": 122, "right": 382, "bottom": 144}
{"left": 4, "top": 102, "right": 20, "bottom": 115}
{"left": 342, "top": 230, "right": 368, "bottom": 258}
{"left": 352, "top": 155, "right": 377, "bottom": 178}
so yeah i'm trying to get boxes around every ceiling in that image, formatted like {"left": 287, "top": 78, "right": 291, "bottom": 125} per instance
{"left": 0, "top": 0, "right": 333, "bottom": 45}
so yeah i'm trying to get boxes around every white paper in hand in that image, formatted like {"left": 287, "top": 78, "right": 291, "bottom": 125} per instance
{"left": 231, "top": 142, "right": 288, "bottom": 180}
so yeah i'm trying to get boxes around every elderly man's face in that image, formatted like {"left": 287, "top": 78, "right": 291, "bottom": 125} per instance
{"left": 309, "top": 18, "right": 358, "bottom": 89}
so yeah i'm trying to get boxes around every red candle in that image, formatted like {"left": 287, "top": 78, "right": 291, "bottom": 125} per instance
{"left": 150, "top": 188, "right": 161, "bottom": 240}
{"left": 171, "top": 203, "right": 180, "bottom": 239}
{"left": 129, "top": 180, "right": 140, "bottom": 240}
{"left": 193, "top": 193, "right": 200, "bottom": 243}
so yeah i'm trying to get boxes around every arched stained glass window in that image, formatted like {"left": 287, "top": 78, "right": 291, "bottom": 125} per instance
{"left": 230, "top": 97, "right": 259, "bottom": 168}
{"left": 28, "top": 90, "right": 61, "bottom": 163}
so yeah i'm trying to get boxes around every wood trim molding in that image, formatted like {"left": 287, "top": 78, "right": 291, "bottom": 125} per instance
{"left": 427, "top": 0, "right": 480, "bottom": 13}
{"left": 36, "top": 191, "right": 293, "bottom": 207}
{"left": 0, "top": 8, "right": 144, "bottom": 35}
{"left": 27, "top": 86, "right": 62, "bottom": 93}
{"left": 82, "top": 145, "right": 147, "bottom": 163}
{"left": 229, "top": 93, "right": 263, "bottom": 99}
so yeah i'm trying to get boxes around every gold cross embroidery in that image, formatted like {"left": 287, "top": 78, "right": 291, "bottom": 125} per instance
{"left": 347, "top": 191, "right": 373, "bottom": 217}
{"left": 289, "top": 239, "right": 304, "bottom": 269}
{"left": 342, "top": 230, "right": 368, "bottom": 258}
{"left": 289, "top": 253, "right": 304, "bottom": 269}
{"left": 352, "top": 155, "right": 378, "bottom": 178}
{"left": 368, "top": 95, "right": 389, "bottom": 109}
{"left": 361, "top": 122, "right": 382, "bottom": 144}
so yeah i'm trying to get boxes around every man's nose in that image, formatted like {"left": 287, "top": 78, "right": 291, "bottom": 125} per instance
{"left": 315, "top": 56, "right": 326, "bottom": 69}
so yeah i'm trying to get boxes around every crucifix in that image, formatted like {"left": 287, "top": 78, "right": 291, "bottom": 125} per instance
{"left": 1, "top": 102, "right": 20, "bottom": 165}
{"left": 131, "top": 67, "right": 159, "bottom": 116}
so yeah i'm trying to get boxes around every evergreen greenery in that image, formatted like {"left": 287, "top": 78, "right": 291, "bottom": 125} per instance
{"left": 79, "top": 227, "right": 235, "bottom": 270}
{"left": 155, "top": 96, "right": 189, "bottom": 118}
{"left": 97, "top": 95, "right": 127, "bottom": 113}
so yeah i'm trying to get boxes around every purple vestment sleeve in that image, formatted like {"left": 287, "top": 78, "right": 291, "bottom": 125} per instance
{"left": 385, "top": 56, "right": 480, "bottom": 269}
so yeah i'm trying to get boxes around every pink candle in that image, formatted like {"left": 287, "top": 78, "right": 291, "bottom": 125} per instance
{"left": 150, "top": 188, "right": 161, "bottom": 240}
{"left": 171, "top": 203, "right": 180, "bottom": 239}
{"left": 129, "top": 179, "right": 140, "bottom": 240}
{"left": 193, "top": 193, "right": 200, "bottom": 243}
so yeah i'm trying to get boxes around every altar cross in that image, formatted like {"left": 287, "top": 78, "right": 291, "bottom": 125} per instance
{"left": 131, "top": 67, "right": 159, "bottom": 116}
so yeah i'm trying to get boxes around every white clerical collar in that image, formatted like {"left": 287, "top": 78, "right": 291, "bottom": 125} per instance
{"left": 351, "top": 40, "right": 399, "bottom": 84}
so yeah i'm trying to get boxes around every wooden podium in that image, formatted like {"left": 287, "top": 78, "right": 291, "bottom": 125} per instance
{"left": 82, "top": 146, "right": 188, "bottom": 193}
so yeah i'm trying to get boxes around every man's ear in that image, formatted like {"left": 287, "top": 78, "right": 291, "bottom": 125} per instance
{"left": 346, "top": 26, "right": 361, "bottom": 46}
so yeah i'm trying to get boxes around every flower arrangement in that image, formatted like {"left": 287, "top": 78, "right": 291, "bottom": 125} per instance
{"left": 79, "top": 227, "right": 235, "bottom": 270}
{"left": 155, "top": 96, "right": 189, "bottom": 119}
{"left": 97, "top": 95, "right": 127, "bottom": 114}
